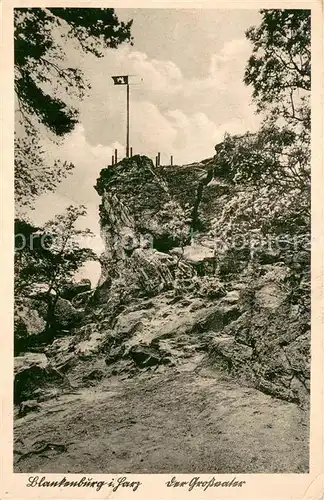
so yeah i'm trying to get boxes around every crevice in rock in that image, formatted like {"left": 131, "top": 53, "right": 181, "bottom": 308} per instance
{"left": 189, "top": 167, "right": 214, "bottom": 234}
{"left": 152, "top": 235, "right": 181, "bottom": 253}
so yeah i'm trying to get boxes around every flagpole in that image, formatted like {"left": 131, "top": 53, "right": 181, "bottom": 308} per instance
{"left": 126, "top": 82, "right": 130, "bottom": 158}
{"left": 112, "top": 75, "right": 133, "bottom": 159}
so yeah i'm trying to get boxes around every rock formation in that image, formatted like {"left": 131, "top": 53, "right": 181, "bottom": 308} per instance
{"left": 14, "top": 154, "right": 310, "bottom": 407}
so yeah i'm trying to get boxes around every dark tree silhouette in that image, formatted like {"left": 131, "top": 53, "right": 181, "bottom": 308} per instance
{"left": 15, "top": 8, "right": 133, "bottom": 207}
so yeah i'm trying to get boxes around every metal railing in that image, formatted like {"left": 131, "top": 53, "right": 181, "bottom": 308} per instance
{"left": 111, "top": 149, "right": 174, "bottom": 167}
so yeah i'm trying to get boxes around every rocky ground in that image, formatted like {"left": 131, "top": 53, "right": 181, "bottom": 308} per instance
{"left": 14, "top": 363, "right": 309, "bottom": 474}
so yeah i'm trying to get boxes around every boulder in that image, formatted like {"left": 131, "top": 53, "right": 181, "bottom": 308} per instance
{"left": 255, "top": 265, "right": 290, "bottom": 310}
{"left": 105, "top": 345, "right": 125, "bottom": 365}
{"left": 14, "top": 298, "right": 46, "bottom": 339}
{"left": 15, "top": 352, "right": 48, "bottom": 372}
{"left": 74, "top": 332, "right": 105, "bottom": 358}
{"left": 209, "top": 335, "right": 253, "bottom": 375}
{"left": 114, "top": 309, "right": 151, "bottom": 338}
{"left": 31, "top": 298, "right": 48, "bottom": 319}
{"left": 18, "top": 400, "right": 40, "bottom": 418}
{"left": 53, "top": 297, "right": 80, "bottom": 329}
{"left": 60, "top": 280, "right": 91, "bottom": 301}
{"left": 71, "top": 290, "right": 94, "bottom": 309}
{"left": 195, "top": 276, "right": 226, "bottom": 299}
{"left": 255, "top": 282, "right": 287, "bottom": 310}
{"left": 14, "top": 353, "right": 66, "bottom": 404}
{"left": 22, "top": 296, "right": 81, "bottom": 332}
{"left": 129, "top": 344, "right": 170, "bottom": 368}
{"left": 284, "top": 332, "right": 310, "bottom": 379}
{"left": 290, "top": 375, "right": 309, "bottom": 406}
{"left": 222, "top": 290, "right": 240, "bottom": 304}
{"left": 196, "top": 303, "right": 241, "bottom": 333}
{"left": 78, "top": 323, "right": 100, "bottom": 338}
{"left": 182, "top": 244, "right": 215, "bottom": 264}
{"left": 255, "top": 344, "right": 293, "bottom": 388}
{"left": 82, "top": 369, "right": 105, "bottom": 386}
{"left": 45, "top": 336, "right": 77, "bottom": 373}
{"left": 257, "top": 378, "right": 292, "bottom": 402}
{"left": 28, "top": 284, "right": 56, "bottom": 300}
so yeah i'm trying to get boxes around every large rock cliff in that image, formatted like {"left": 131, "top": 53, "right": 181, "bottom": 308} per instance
{"left": 14, "top": 154, "right": 310, "bottom": 408}
{"left": 83, "top": 154, "right": 309, "bottom": 406}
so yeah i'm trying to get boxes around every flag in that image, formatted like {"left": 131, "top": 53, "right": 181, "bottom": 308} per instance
{"left": 112, "top": 75, "right": 129, "bottom": 85}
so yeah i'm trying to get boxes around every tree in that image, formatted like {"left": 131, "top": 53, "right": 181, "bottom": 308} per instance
{"left": 242, "top": 9, "right": 311, "bottom": 195}
{"left": 213, "top": 9, "right": 311, "bottom": 283}
{"left": 214, "top": 126, "right": 310, "bottom": 195}
{"left": 40, "top": 204, "right": 97, "bottom": 296}
{"left": 14, "top": 205, "right": 98, "bottom": 337}
{"left": 15, "top": 8, "right": 133, "bottom": 208}
{"left": 14, "top": 218, "right": 51, "bottom": 296}
{"left": 244, "top": 9, "right": 310, "bottom": 128}
{"left": 213, "top": 9, "right": 311, "bottom": 197}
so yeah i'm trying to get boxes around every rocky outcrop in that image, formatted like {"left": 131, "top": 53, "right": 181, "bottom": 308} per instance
{"left": 94, "top": 155, "right": 225, "bottom": 309}
{"left": 208, "top": 264, "right": 310, "bottom": 405}
{"left": 95, "top": 156, "right": 191, "bottom": 304}
{"left": 14, "top": 154, "right": 310, "bottom": 408}
{"left": 91, "top": 155, "right": 310, "bottom": 405}
{"left": 14, "top": 353, "right": 67, "bottom": 404}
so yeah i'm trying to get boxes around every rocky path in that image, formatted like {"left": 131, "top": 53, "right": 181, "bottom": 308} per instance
{"left": 14, "top": 365, "right": 309, "bottom": 474}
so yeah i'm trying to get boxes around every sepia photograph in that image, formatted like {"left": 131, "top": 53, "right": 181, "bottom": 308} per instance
{"left": 12, "top": 6, "right": 312, "bottom": 477}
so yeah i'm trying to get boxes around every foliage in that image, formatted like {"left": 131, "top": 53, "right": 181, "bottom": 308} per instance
{"left": 15, "top": 137, "right": 75, "bottom": 207}
{"left": 14, "top": 218, "right": 51, "bottom": 296}
{"left": 14, "top": 205, "right": 98, "bottom": 349}
{"left": 15, "top": 205, "right": 97, "bottom": 298}
{"left": 214, "top": 125, "right": 310, "bottom": 192}
{"left": 212, "top": 186, "right": 309, "bottom": 266}
{"left": 244, "top": 9, "right": 310, "bottom": 127}
{"left": 15, "top": 8, "right": 133, "bottom": 207}
{"left": 212, "top": 10, "right": 310, "bottom": 283}
{"left": 14, "top": 204, "right": 97, "bottom": 343}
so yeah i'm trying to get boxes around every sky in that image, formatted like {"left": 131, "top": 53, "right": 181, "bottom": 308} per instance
{"left": 24, "top": 8, "right": 263, "bottom": 284}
